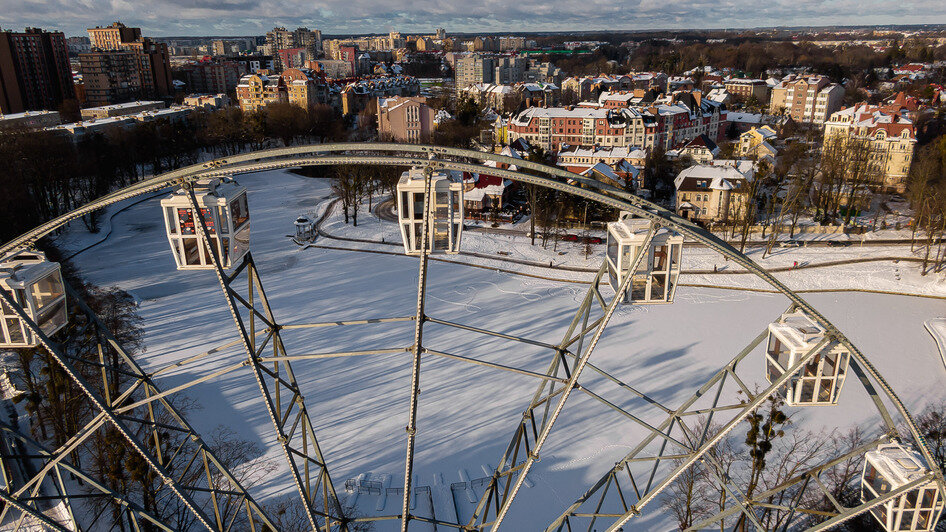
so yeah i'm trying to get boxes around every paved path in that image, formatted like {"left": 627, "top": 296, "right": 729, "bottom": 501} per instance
{"left": 325, "top": 199, "right": 927, "bottom": 275}
{"left": 376, "top": 197, "right": 937, "bottom": 248}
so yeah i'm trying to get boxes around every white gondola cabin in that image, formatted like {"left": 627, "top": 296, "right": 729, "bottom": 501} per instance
{"left": 396, "top": 167, "right": 463, "bottom": 255}
{"left": 161, "top": 178, "right": 250, "bottom": 270}
{"left": 765, "top": 309, "right": 850, "bottom": 406}
{"left": 606, "top": 214, "right": 683, "bottom": 303}
{"left": 0, "top": 251, "right": 67, "bottom": 347}
{"left": 862, "top": 443, "right": 944, "bottom": 531}
{"left": 294, "top": 215, "right": 315, "bottom": 243}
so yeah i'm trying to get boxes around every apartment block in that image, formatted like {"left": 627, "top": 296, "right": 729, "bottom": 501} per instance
{"left": 0, "top": 27, "right": 75, "bottom": 114}
{"left": 769, "top": 75, "right": 845, "bottom": 124}
{"left": 0, "top": 109, "right": 61, "bottom": 129}
{"left": 80, "top": 100, "right": 163, "bottom": 119}
{"left": 180, "top": 60, "right": 246, "bottom": 94}
{"left": 235, "top": 73, "right": 287, "bottom": 112}
{"left": 79, "top": 51, "right": 143, "bottom": 106}
{"left": 282, "top": 68, "right": 329, "bottom": 109}
{"left": 455, "top": 54, "right": 495, "bottom": 92}
{"left": 494, "top": 56, "right": 527, "bottom": 85}
{"left": 268, "top": 27, "right": 321, "bottom": 71}
{"left": 724, "top": 78, "right": 770, "bottom": 103}
{"left": 87, "top": 22, "right": 141, "bottom": 50}
{"left": 507, "top": 94, "right": 727, "bottom": 152}
{"left": 82, "top": 22, "right": 172, "bottom": 105}
{"left": 823, "top": 103, "right": 917, "bottom": 192}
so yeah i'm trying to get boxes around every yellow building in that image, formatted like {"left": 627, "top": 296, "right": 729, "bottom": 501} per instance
{"left": 674, "top": 161, "right": 756, "bottom": 224}
{"left": 282, "top": 68, "right": 328, "bottom": 110}
{"left": 235, "top": 74, "right": 287, "bottom": 113}
{"left": 823, "top": 103, "right": 916, "bottom": 193}
{"left": 738, "top": 125, "right": 779, "bottom": 161}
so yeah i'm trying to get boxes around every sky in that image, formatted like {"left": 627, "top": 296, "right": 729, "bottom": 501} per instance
{"left": 1, "top": 0, "right": 946, "bottom": 38}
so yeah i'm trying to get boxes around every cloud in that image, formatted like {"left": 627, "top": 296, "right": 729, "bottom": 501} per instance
{"left": 1, "top": 0, "right": 945, "bottom": 37}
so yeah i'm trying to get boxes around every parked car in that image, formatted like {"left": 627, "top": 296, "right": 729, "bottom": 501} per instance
{"left": 826, "top": 241, "right": 852, "bottom": 247}
{"left": 584, "top": 236, "right": 604, "bottom": 244}
{"left": 563, "top": 234, "right": 579, "bottom": 241}
{"left": 778, "top": 240, "right": 802, "bottom": 248}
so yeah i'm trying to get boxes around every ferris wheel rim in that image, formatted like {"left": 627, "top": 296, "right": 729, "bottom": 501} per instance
{"left": 3, "top": 141, "right": 943, "bottom": 527}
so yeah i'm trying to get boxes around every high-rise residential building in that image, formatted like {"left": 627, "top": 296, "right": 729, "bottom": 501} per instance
{"left": 455, "top": 54, "right": 496, "bottom": 92}
{"left": 293, "top": 27, "right": 321, "bottom": 57}
{"left": 78, "top": 51, "right": 143, "bottom": 106}
{"left": 277, "top": 48, "right": 308, "bottom": 71}
{"left": 267, "top": 27, "right": 322, "bottom": 72}
{"left": 87, "top": 22, "right": 141, "bottom": 50}
{"left": 769, "top": 75, "right": 845, "bottom": 124}
{"left": 336, "top": 44, "right": 359, "bottom": 76}
{"left": 180, "top": 60, "right": 246, "bottom": 94}
{"left": 211, "top": 40, "right": 229, "bottom": 57}
{"left": 66, "top": 36, "right": 91, "bottom": 54}
{"left": 82, "top": 22, "right": 173, "bottom": 105}
{"left": 266, "top": 27, "right": 294, "bottom": 52}
{"left": 494, "top": 56, "right": 526, "bottom": 85}
{"left": 455, "top": 54, "right": 528, "bottom": 92}
{"left": 0, "top": 27, "right": 75, "bottom": 114}
{"left": 210, "top": 39, "right": 256, "bottom": 57}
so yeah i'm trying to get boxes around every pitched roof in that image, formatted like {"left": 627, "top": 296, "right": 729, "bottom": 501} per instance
{"left": 674, "top": 161, "right": 752, "bottom": 191}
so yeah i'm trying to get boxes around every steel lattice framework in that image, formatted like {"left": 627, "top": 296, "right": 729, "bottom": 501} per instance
{"left": 0, "top": 142, "right": 943, "bottom": 531}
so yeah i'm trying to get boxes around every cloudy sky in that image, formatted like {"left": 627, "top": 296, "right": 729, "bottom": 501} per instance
{"left": 1, "top": 0, "right": 945, "bottom": 38}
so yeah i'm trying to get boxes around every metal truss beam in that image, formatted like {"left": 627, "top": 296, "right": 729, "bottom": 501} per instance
{"left": 401, "top": 165, "right": 433, "bottom": 531}
{"left": 188, "top": 187, "right": 345, "bottom": 531}
{"left": 684, "top": 434, "right": 888, "bottom": 531}
{"left": 561, "top": 333, "right": 832, "bottom": 532}
{"left": 0, "top": 420, "right": 171, "bottom": 531}
{"left": 546, "top": 313, "right": 780, "bottom": 531}
{"left": 469, "top": 226, "right": 657, "bottom": 530}
{"left": 0, "top": 282, "right": 278, "bottom": 530}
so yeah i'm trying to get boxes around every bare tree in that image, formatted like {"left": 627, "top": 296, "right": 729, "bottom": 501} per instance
{"left": 332, "top": 164, "right": 372, "bottom": 226}
{"left": 735, "top": 162, "right": 767, "bottom": 254}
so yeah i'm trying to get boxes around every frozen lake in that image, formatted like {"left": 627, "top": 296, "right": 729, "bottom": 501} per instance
{"left": 56, "top": 169, "right": 946, "bottom": 530}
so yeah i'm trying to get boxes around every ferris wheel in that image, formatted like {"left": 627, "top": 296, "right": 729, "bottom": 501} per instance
{"left": 0, "top": 143, "right": 943, "bottom": 532}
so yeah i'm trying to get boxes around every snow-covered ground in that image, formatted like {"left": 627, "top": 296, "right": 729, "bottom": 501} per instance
{"left": 319, "top": 191, "right": 946, "bottom": 298}
{"left": 53, "top": 169, "right": 946, "bottom": 530}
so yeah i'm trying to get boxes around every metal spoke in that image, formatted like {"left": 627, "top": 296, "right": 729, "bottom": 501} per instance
{"left": 188, "top": 188, "right": 344, "bottom": 530}
{"left": 401, "top": 165, "right": 434, "bottom": 531}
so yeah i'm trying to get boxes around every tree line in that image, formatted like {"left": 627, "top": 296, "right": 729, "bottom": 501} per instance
{"left": 537, "top": 36, "right": 946, "bottom": 81}
{"left": 0, "top": 103, "right": 352, "bottom": 245}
